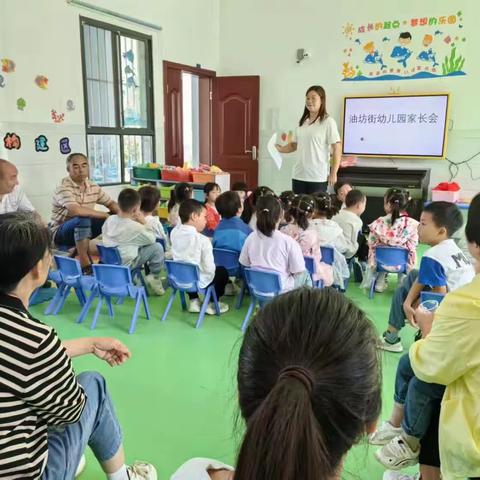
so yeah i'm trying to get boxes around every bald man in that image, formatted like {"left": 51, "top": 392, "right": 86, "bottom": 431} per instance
{"left": 0, "top": 159, "right": 35, "bottom": 214}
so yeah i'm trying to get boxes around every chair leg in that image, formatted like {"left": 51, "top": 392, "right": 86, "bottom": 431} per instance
{"left": 77, "top": 288, "right": 98, "bottom": 324}
{"left": 210, "top": 288, "right": 220, "bottom": 316}
{"left": 90, "top": 296, "right": 103, "bottom": 330}
{"left": 142, "top": 290, "right": 151, "bottom": 320}
{"left": 74, "top": 287, "right": 87, "bottom": 306}
{"left": 160, "top": 289, "right": 177, "bottom": 322}
{"left": 236, "top": 282, "right": 248, "bottom": 310}
{"left": 369, "top": 273, "right": 378, "bottom": 299}
{"left": 196, "top": 288, "right": 211, "bottom": 329}
{"left": 44, "top": 284, "right": 65, "bottom": 315}
{"left": 129, "top": 294, "right": 142, "bottom": 334}
{"left": 105, "top": 296, "right": 114, "bottom": 318}
{"left": 179, "top": 290, "right": 187, "bottom": 311}
{"left": 241, "top": 299, "right": 257, "bottom": 332}
{"left": 52, "top": 286, "right": 72, "bottom": 315}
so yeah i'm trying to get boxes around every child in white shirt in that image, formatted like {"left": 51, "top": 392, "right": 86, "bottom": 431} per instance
{"left": 171, "top": 199, "right": 229, "bottom": 315}
{"left": 333, "top": 189, "right": 366, "bottom": 259}
{"left": 102, "top": 188, "right": 165, "bottom": 295}
{"left": 138, "top": 185, "right": 169, "bottom": 248}
{"left": 309, "top": 193, "right": 350, "bottom": 288}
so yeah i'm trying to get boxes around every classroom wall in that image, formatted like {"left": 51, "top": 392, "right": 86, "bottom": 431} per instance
{"left": 218, "top": 0, "right": 480, "bottom": 198}
{"left": 0, "top": 0, "right": 220, "bottom": 219}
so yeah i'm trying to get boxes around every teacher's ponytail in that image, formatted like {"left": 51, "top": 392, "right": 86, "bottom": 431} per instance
{"left": 299, "top": 85, "right": 328, "bottom": 126}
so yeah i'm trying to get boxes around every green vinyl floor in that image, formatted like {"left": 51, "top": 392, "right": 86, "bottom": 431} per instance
{"left": 32, "top": 275, "right": 421, "bottom": 480}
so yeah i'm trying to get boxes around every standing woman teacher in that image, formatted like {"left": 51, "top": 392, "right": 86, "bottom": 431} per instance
{"left": 276, "top": 85, "right": 342, "bottom": 194}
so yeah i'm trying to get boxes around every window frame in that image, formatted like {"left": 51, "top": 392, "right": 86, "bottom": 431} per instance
{"left": 80, "top": 16, "right": 155, "bottom": 186}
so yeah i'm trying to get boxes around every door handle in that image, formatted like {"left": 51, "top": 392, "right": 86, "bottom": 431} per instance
{"left": 245, "top": 146, "right": 257, "bottom": 160}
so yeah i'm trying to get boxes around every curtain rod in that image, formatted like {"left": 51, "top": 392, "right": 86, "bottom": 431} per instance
{"left": 66, "top": 0, "right": 163, "bottom": 31}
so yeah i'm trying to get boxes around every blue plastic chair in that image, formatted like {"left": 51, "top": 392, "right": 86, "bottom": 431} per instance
{"left": 213, "top": 248, "right": 247, "bottom": 308}
{"left": 369, "top": 246, "right": 409, "bottom": 299}
{"left": 79, "top": 264, "right": 150, "bottom": 334}
{"left": 166, "top": 225, "right": 174, "bottom": 238}
{"left": 44, "top": 256, "right": 96, "bottom": 319}
{"left": 420, "top": 291, "right": 446, "bottom": 305}
{"left": 161, "top": 260, "right": 221, "bottom": 328}
{"left": 156, "top": 237, "right": 166, "bottom": 252}
{"left": 320, "top": 246, "right": 335, "bottom": 266}
{"left": 97, "top": 244, "right": 148, "bottom": 294}
{"left": 304, "top": 256, "right": 321, "bottom": 288}
{"left": 241, "top": 268, "right": 282, "bottom": 332}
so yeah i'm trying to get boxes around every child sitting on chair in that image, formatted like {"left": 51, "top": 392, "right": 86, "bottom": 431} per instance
{"left": 367, "top": 188, "right": 419, "bottom": 293}
{"left": 102, "top": 188, "right": 165, "bottom": 295}
{"left": 171, "top": 199, "right": 229, "bottom": 315}
{"left": 240, "top": 195, "right": 312, "bottom": 293}
{"left": 378, "top": 201, "right": 475, "bottom": 353}
{"left": 168, "top": 182, "right": 193, "bottom": 227}
{"left": 138, "top": 185, "right": 169, "bottom": 248}
{"left": 203, "top": 182, "right": 222, "bottom": 236}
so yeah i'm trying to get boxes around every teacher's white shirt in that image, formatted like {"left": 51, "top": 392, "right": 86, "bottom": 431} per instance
{"left": 293, "top": 116, "right": 341, "bottom": 182}
{"left": 0, "top": 186, "right": 35, "bottom": 214}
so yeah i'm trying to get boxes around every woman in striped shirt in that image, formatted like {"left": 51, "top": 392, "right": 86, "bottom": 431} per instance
{"left": 0, "top": 212, "right": 156, "bottom": 480}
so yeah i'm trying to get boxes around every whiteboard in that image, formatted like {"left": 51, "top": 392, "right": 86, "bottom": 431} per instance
{"left": 342, "top": 94, "right": 449, "bottom": 158}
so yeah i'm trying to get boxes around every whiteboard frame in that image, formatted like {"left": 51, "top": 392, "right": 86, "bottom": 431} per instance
{"left": 341, "top": 93, "right": 451, "bottom": 159}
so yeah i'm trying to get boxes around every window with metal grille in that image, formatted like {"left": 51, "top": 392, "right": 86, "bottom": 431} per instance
{"left": 80, "top": 17, "right": 155, "bottom": 185}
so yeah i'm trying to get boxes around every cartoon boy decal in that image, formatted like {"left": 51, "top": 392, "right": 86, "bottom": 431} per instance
{"left": 391, "top": 32, "right": 412, "bottom": 68}
{"left": 417, "top": 34, "right": 439, "bottom": 67}
{"left": 363, "top": 41, "right": 387, "bottom": 70}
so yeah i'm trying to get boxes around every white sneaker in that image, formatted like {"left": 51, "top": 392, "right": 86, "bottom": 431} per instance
{"left": 126, "top": 461, "right": 157, "bottom": 480}
{"left": 75, "top": 454, "right": 86, "bottom": 478}
{"left": 145, "top": 274, "right": 165, "bottom": 296}
{"left": 375, "top": 435, "right": 419, "bottom": 470}
{"left": 188, "top": 298, "right": 202, "bottom": 313}
{"left": 369, "top": 421, "right": 403, "bottom": 445}
{"left": 383, "top": 471, "right": 420, "bottom": 480}
{"left": 206, "top": 302, "right": 229, "bottom": 315}
{"left": 375, "top": 272, "right": 389, "bottom": 292}
{"left": 378, "top": 334, "right": 404, "bottom": 353}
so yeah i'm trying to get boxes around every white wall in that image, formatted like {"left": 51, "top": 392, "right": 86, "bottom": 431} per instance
{"left": 0, "top": 0, "right": 220, "bottom": 219}
{"left": 219, "top": 0, "right": 480, "bottom": 198}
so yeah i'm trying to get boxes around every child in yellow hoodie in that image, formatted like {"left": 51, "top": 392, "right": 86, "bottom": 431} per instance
{"left": 409, "top": 194, "right": 480, "bottom": 480}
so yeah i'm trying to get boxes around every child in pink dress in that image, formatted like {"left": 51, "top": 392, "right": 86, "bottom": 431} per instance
{"left": 367, "top": 188, "right": 419, "bottom": 292}
{"left": 281, "top": 194, "right": 333, "bottom": 287}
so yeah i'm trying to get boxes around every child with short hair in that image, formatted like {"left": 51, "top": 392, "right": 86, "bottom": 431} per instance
{"left": 309, "top": 193, "right": 350, "bottom": 288}
{"left": 379, "top": 201, "right": 475, "bottom": 353}
{"left": 332, "top": 180, "right": 353, "bottom": 212}
{"left": 204, "top": 182, "right": 221, "bottom": 235}
{"left": 240, "top": 195, "right": 312, "bottom": 292}
{"left": 367, "top": 188, "right": 419, "bottom": 293}
{"left": 231, "top": 181, "right": 248, "bottom": 203}
{"left": 241, "top": 186, "right": 275, "bottom": 229}
{"left": 102, "top": 188, "right": 165, "bottom": 295}
{"left": 213, "top": 191, "right": 252, "bottom": 253}
{"left": 171, "top": 199, "right": 229, "bottom": 315}
{"left": 281, "top": 194, "right": 333, "bottom": 287}
{"left": 138, "top": 185, "right": 168, "bottom": 245}
{"left": 333, "top": 189, "right": 366, "bottom": 258}
{"left": 167, "top": 182, "right": 193, "bottom": 227}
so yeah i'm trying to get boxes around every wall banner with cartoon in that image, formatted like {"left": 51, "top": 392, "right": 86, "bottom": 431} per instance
{"left": 341, "top": 11, "right": 466, "bottom": 81}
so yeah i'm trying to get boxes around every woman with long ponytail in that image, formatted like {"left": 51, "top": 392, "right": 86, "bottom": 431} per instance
{"left": 172, "top": 288, "right": 382, "bottom": 480}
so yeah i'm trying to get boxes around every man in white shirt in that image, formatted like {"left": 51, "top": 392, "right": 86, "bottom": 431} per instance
{"left": 0, "top": 159, "right": 35, "bottom": 214}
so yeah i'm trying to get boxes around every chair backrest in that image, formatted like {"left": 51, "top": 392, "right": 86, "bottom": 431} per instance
{"left": 54, "top": 255, "right": 82, "bottom": 284}
{"left": 375, "top": 246, "right": 409, "bottom": 273}
{"left": 165, "top": 260, "right": 200, "bottom": 291}
{"left": 320, "top": 246, "right": 334, "bottom": 266}
{"left": 213, "top": 248, "right": 240, "bottom": 276}
{"left": 420, "top": 291, "right": 446, "bottom": 305}
{"left": 244, "top": 267, "right": 282, "bottom": 300}
{"left": 97, "top": 244, "right": 122, "bottom": 265}
{"left": 304, "top": 256, "right": 315, "bottom": 277}
{"left": 92, "top": 264, "right": 133, "bottom": 296}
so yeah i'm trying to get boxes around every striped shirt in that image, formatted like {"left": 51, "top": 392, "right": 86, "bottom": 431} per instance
{"left": 49, "top": 176, "right": 112, "bottom": 235}
{"left": 0, "top": 294, "right": 86, "bottom": 479}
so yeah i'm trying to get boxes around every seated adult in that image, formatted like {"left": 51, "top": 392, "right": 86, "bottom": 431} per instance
{"left": 0, "top": 158, "right": 35, "bottom": 213}
{"left": 49, "top": 153, "right": 118, "bottom": 274}
{"left": 0, "top": 212, "right": 156, "bottom": 480}
{"left": 172, "top": 287, "right": 381, "bottom": 480}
